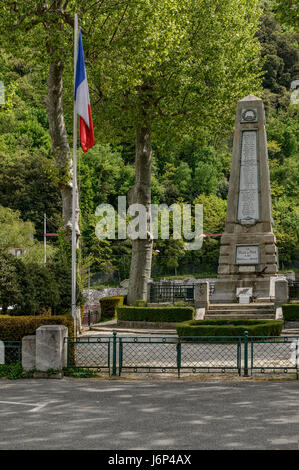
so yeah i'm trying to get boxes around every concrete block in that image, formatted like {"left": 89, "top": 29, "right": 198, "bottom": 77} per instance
{"left": 22, "top": 335, "right": 36, "bottom": 371}
{"left": 36, "top": 325, "right": 68, "bottom": 372}
{"left": 0, "top": 340, "right": 4, "bottom": 364}
{"left": 275, "top": 279, "right": 288, "bottom": 307}
{"left": 194, "top": 281, "right": 209, "bottom": 309}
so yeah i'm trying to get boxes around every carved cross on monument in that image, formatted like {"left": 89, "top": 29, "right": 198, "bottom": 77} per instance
{"left": 213, "top": 95, "right": 278, "bottom": 302}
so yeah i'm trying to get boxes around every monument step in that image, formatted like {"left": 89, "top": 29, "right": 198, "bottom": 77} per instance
{"left": 208, "top": 303, "right": 274, "bottom": 311}
{"left": 204, "top": 314, "right": 275, "bottom": 320}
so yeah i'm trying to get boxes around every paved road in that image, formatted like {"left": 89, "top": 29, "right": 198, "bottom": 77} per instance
{"left": 0, "top": 379, "right": 298, "bottom": 450}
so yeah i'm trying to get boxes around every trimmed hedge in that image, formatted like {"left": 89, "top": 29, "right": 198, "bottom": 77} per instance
{"left": 100, "top": 296, "right": 125, "bottom": 319}
{"left": 117, "top": 306, "right": 194, "bottom": 323}
{"left": 0, "top": 315, "right": 74, "bottom": 341}
{"left": 282, "top": 304, "right": 299, "bottom": 321}
{"left": 135, "top": 300, "right": 147, "bottom": 307}
{"left": 176, "top": 319, "right": 283, "bottom": 337}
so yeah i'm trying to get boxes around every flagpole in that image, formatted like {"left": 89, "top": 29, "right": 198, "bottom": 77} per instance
{"left": 72, "top": 13, "right": 79, "bottom": 336}
{"left": 44, "top": 213, "right": 47, "bottom": 265}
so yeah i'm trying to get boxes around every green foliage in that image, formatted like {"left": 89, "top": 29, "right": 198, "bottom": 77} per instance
{"left": 0, "top": 250, "right": 21, "bottom": 314}
{"left": 0, "top": 1, "right": 297, "bottom": 279}
{"left": 176, "top": 320, "right": 284, "bottom": 337}
{"left": 0, "top": 315, "right": 74, "bottom": 342}
{"left": 282, "top": 304, "right": 299, "bottom": 321}
{"left": 0, "top": 362, "right": 23, "bottom": 380}
{"left": 0, "top": 154, "right": 61, "bottom": 240}
{"left": 272, "top": 197, "right": 299, "bottom": 263}
{"left": 63, "top": 367, "right": 98, "bottom": 378}
{"left": 100, "top": 296, "right": 125, "bottom": 319}
{"left": 0, "top": 205, "right": 34, "bottom": 251}
{"left": 117, "top": 306, "right": 194, "bottom": 323}
{"left": 0, "top": 247, "right": 79, "bottom": 315}
{"left": 13, "top": 261, "right": 60, "bottom": 315}
{"left": 257, "top": 11, "right": 299, "bottom": 93}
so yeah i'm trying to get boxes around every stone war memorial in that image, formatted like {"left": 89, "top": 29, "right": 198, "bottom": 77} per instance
{"left": 211, "top": 95, "right": 287, "bottom": 314}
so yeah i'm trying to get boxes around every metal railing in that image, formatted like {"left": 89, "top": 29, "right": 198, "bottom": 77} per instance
{"left": 149, "top": 284, "right": 194, "bottom": 304}
{"left": 249, "top": 336, "right": 299, "bottom": 374}
{"left": 0, "top": 341, "right": 22, "bottom": 364}
{"left": 289, "top": 281, "right": 299, "bottom": 300}
{"left": 65, "top": 332, "right": 299, "bottom": 378}
{"left": 119, "top": 336, "right": 242, "bottom": 376}
{"left": 66, "top": 336, "right": 111, "bottom": 372}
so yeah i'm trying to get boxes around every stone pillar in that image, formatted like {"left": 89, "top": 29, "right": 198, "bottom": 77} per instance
{"left": 194, "top": 281, "right": 209, "bottom": 310}
{"left": 22, "top": 335, "right": 36, "bottom": 371}
{"left": 36, "top": 325, "right": 68, "bottom": 372}
{"left": 214, "top": 95, "right": 278, "bottom": 302}
{"left": 0, "top": 340, "right": 4, "bottom": 364}
{"left": 275, "top": 279, "right": 288, "bottom": 307}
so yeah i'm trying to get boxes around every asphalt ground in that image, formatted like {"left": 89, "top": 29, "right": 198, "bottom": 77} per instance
{"left": 0, "top": 379, "right": 298, "bottom": 450}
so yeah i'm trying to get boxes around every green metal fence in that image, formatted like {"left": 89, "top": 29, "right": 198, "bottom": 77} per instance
{"left": 65, "top": 332, "right": 299, "bottom": 377}
{"left": 289, "top": 281, "right": 299, "bottom": 300}
{"left": 249, "top": 336, "right": 299, "bottom": 374}
{"left": 66, "top": 336, "right": 111, "bottom": 372}
{"left": 149, "top": 284, "right": 194, "bottom": 303}
{"left": 1, "top": 341, "right": 22, "bottom": 365}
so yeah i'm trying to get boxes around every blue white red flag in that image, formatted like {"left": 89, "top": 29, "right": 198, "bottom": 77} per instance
{"left": 74, "top": 32, "right": 95, "bottom": 153}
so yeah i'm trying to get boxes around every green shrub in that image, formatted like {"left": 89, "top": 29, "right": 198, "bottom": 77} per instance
{"left": 176, "top": 319, "right": 283, "bottom": 338}
{"left": 0, "top": 315, "right": 74, "bottom": 341}
{"left": 100, "top": 296, "right": 125, "bottom": 319}
{"left": 282, "top": 304, "right": 299, "bottom": 321}
{"left": 117, "top": 306, "right": 194, "bottom": 323}
{"left": 0, "top": 362, "right": 23, "bottom": 380}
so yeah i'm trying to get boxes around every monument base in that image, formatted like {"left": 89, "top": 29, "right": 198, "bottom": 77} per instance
{"left": 212, "top": 275, "right": 276, "bottom": 303}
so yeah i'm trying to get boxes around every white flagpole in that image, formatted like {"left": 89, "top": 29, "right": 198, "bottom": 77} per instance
{"left": 72, "top": 13, "right": 79, "bottom": 336}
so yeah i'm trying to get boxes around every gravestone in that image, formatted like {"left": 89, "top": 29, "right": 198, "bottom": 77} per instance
{"left": 213, "top": 95, "right": 278, "bottom": 302}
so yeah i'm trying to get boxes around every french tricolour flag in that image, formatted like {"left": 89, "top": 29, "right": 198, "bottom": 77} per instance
{"left": 74, "top": 32, "right": 95, "bottom": 153}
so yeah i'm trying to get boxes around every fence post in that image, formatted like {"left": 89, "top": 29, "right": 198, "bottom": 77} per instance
{"left": 296, "top": 339, "right": 299, "bottom": 381}
{"left": 119, "top": 337, "right": 122, "bottom": 376}
{"left": 243, "top": 331, "right": 249, "bottom": 377}
{"left": 112, "top": 331, "right": 117, "bottom": 376}
{"left": 176, "top": 338, "right": 181, "bottom": 378}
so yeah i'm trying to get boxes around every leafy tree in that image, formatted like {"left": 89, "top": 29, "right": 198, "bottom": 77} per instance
{"left": 0, "top": 205, "right": 34, "bottom": 251}
{"left": 85, "top": 0, "right": 262, "bottom": 302}
{"left": 0, "top": 153, "right": 61, "bottom": 239}
{"left": 256, "top": 11, "right": 299, "bottom": 93}
{"left": 0, "top": 250, "right": 21, "bottom": 314}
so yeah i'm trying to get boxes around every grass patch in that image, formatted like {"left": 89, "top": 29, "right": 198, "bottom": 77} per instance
{"left": 0, "top": 362, "right": 24, "bottom": 380}
{"left": 63, "top": 367, "right": 98, "bottom": 378}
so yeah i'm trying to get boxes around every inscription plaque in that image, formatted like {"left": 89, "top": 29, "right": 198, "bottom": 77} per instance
{"left": 237, "top": 130, "right": 259, "bottom": 223}
{"left": 236, "top": 245, "right": 259, "bottom": 265}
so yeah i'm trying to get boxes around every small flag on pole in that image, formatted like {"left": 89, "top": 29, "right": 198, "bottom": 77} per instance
{"left": 74, "top": 32, "right": 95, "bottom": 153}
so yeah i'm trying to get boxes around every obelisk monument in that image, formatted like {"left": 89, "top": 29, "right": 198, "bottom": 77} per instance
{"left": 213, "top": 95, "right": 278, "bottom": 302}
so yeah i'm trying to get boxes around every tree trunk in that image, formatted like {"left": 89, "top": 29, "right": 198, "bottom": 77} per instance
{"left": 127, "top": 125, "right": 153, "bottom": 304}
{"left": 45, "top": 60, "right": 80, "bottom": 246}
